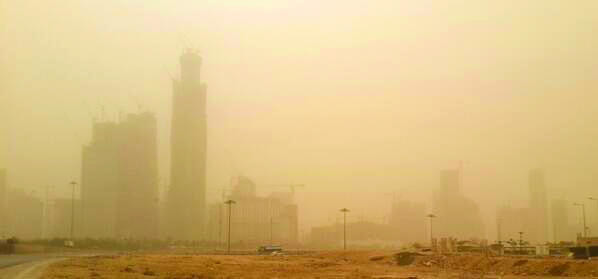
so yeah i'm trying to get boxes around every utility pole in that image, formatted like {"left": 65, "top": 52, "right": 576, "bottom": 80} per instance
{"left": 70, "top": 181, "right": 77, "bottom": 241}
{"left": 225, "top": 199, "right": 236, "bottom": 254}
{"left": 427, "top": 214, "right": 436, "bottom": 247}
{"left": 340, "top": 208, "right": 350, "bottom": 250}
{"left": 518, "top": 231, "right": 524, "bottom": 254}
{"left": 574, "top": 202, "right": 588, "bottom": 237}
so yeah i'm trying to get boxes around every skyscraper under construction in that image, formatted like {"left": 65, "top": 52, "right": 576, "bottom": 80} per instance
{"left": 167, "top": 50, "right": 208, "bottom": 240}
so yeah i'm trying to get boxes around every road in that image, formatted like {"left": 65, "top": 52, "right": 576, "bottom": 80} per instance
{"left": 0, "top": 256, "right": 65, "bottom": 279}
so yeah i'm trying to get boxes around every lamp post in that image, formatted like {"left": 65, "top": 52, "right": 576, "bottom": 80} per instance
{"left": 574, "top": 202, "right": 588, "bottom": 237}
{"left": 224, "top": 199, "right": 236, "bottom": 254}
{"left": 340, "top": 208, "right": 350, "bottom": 250}
{"left": 518, "top": 231, "right": 524, "bottom": 254}
{"left": 427, "top": 214, "right": 436, "bottom": 247}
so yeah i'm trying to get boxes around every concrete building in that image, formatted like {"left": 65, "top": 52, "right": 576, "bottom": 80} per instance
{"left": 389, "top": 200, "right": 427, "bottom": 244}
{"left": 310, "top": 221, "right": 400, "bottom": 248}
{"left": 433, "top": 169, "right": 485, "bottom": 240}
{"left": 207, "top": 176, "right": 299, "bottom": 247}
{"left": 49, "top": 198, "right": 83, "bottom": 239}
{"left": 497, "top": 206, "right": 534, "bottom": 243}
{"left": 551, "top": 199, "right": 575, "bottom": 242}
{"left": 4, "top": 188, "right": 43, "bottom": 239}
{"left": 0, "top": 169, "right": 6, "bottom": 238}
{"left": 167, "top": 50, "right": 208, "bottom": 240}
{"left": 81, "top": 112, "right": 159, "bottom": 239}
{"left": 529, "top": 169, "right": 549, "bottom": 244}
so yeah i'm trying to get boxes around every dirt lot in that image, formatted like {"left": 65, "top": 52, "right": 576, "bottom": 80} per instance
{"left": 40, "top": 251, "right": 598, "bottom": 279}
{"left": 41, "top": 251, "right": 429, "bottom": 279}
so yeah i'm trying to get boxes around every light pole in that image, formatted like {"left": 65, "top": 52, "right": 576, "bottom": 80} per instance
{"left": 427, "top": 214, "right": 436, "bottom": 247}
{"left": 574, "top": 202, "right": 588, "bottom": 237}
{"left": 340, "top": 208, "right": 350, "bottom": 250}
{"left": 518, "top": 232, "right": 524, "bottom": 254}
{"left": 224, "top": 199, "right": 236, "bottom": 254}
{"left": 69, "top": 181, "right": 77, "bottom": 241}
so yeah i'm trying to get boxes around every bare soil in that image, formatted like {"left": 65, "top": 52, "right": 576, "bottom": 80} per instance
{"left": 40, "top": 251, "right": 598, "bottom": 279}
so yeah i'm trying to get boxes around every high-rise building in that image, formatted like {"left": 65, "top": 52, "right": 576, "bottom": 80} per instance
{"left": 433, "top": 169, "right": 485, "bottom": 239}
{"left": 207, "top": 176, "right": 299, "bottom": 247}
{"left": 5, "top": 188, "right": 43, "bottom": 239}
{"left": 50, "top": 198, "right": 83, "bottom": 239}
{"left": 167, "top": 50, "right": 208, "bottom": 240}
{"left": 551, "top": 199, "right": 573, "bottom": 242}
{"left": 81, "top": 112, "right": 159, "bottom": 239}
{"left": 529, "top": 169, "right": 549, "bottom": 244}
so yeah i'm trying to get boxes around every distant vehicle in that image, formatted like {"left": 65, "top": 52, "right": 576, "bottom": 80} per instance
{"left": 258, "top": 245, "right": 283, "bottom": 254}
{"left": 64, "top": 240, "right": 75, "bottom": 247}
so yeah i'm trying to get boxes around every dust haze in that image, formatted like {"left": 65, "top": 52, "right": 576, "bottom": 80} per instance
{"left": 1, "top": 0, "right": 598, "bottom": 245}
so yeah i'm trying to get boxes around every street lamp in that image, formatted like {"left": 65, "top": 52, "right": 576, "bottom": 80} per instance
{"left": 427, "top": 214, "right": 436, "bottom": 247}
{"left": 518, "top": 232, "right": 524, "bottom": 254}
{"left": 574, "top": 202, "right": 588, "bottom": 237}
{"left": 224, "top": 199, "right": 236, "bottom": 254}
{"left": 340, "top": 208, "right": 350, "bottom": 250}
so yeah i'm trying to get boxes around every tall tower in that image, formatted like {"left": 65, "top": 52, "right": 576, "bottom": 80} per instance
{"left": 529, "top": 169, "right": 548, "bottom": 244}
{"left": 168, "top": 50, "right": 208, "bottom": 240}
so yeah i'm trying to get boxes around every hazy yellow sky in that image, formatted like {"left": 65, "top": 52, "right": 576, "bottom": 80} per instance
{"left": 2, "top": 0, "right": 598, "bottom": 236}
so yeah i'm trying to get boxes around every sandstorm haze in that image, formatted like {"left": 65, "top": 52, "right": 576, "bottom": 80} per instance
{"left": 1, "top": 0, "right": 598, "bottom": 240}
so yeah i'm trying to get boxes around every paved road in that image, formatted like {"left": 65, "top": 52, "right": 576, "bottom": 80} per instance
{"left": 0, "top": 254, "right": 62, "bottom": 269}
{"left": 0, "top": 257, "right": 65, "bottom": 279}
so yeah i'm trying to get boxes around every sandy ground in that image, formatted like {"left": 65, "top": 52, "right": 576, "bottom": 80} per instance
{"left": 40, "top": 251, "right": 430, "bottom": 279}
{"left": 39, "top": 251, "right": 598, "bottom": 279}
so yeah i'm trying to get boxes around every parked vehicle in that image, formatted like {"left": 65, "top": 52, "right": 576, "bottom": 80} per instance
{"left": 258, "top": 245, "right": 282, "bottom": 254}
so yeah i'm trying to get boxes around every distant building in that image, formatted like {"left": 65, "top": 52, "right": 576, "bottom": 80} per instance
{"left": 528, "top": 169, "right": 549, "bottom": 244}
{"left": 81, "top": 112, "right": 159, "bottom": 239}
{"left": 167, "top": 50, "right": 208, "bottom": 240}
{"left": 207, "top": 176, "right": 299, "bottom": 247}
{"left": 5, "top": 188, "right": 43, "bottom": 239}
{"left": 0, "top": 169, "right": 6, "bottom": 237}
{"left": 310, "top": 221, "right": 400, "bottom": 248}
{"left": 433, "top": 169, "right": 485, "bottom": 239}
{"left": 389, "top": 200, "right": 427, "bottom": 244}
{"left": 49, "top": 198, "right": 83, "bottom": 239}
{"left": 551, "top": 199, "right": 575, "bottom": 242}
{"left": 497, "top": 206, "right": 533, "bottom": 243}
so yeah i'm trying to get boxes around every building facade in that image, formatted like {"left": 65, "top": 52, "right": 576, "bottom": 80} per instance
{"left": 433, "top": 169, "right": 485, "bottom": 240}
{"left": 207, "top": 177, "right": 299, "bottom": 247}
{"left": 528, "top": 169, "right": 549, "bottom": 244}
{"left": 81, "top": 112, "right": 159, "bottom": 239}
{"left": 4, "top": 188, "right": 43, "bottom": 239}
{"left": 551, "top": 199, "right": 575, "bottom": 242}
{"left": 167, "top": 50, "right": 208, "bottom": 240}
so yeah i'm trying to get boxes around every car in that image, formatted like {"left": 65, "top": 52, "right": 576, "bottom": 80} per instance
{"left": 258, "top": 245, "right": 283, "bottom": 254}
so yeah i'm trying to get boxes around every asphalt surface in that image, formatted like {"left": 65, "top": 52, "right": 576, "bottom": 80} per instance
{"left": 0, "top": 254, "right": 58, "bottom": 269}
